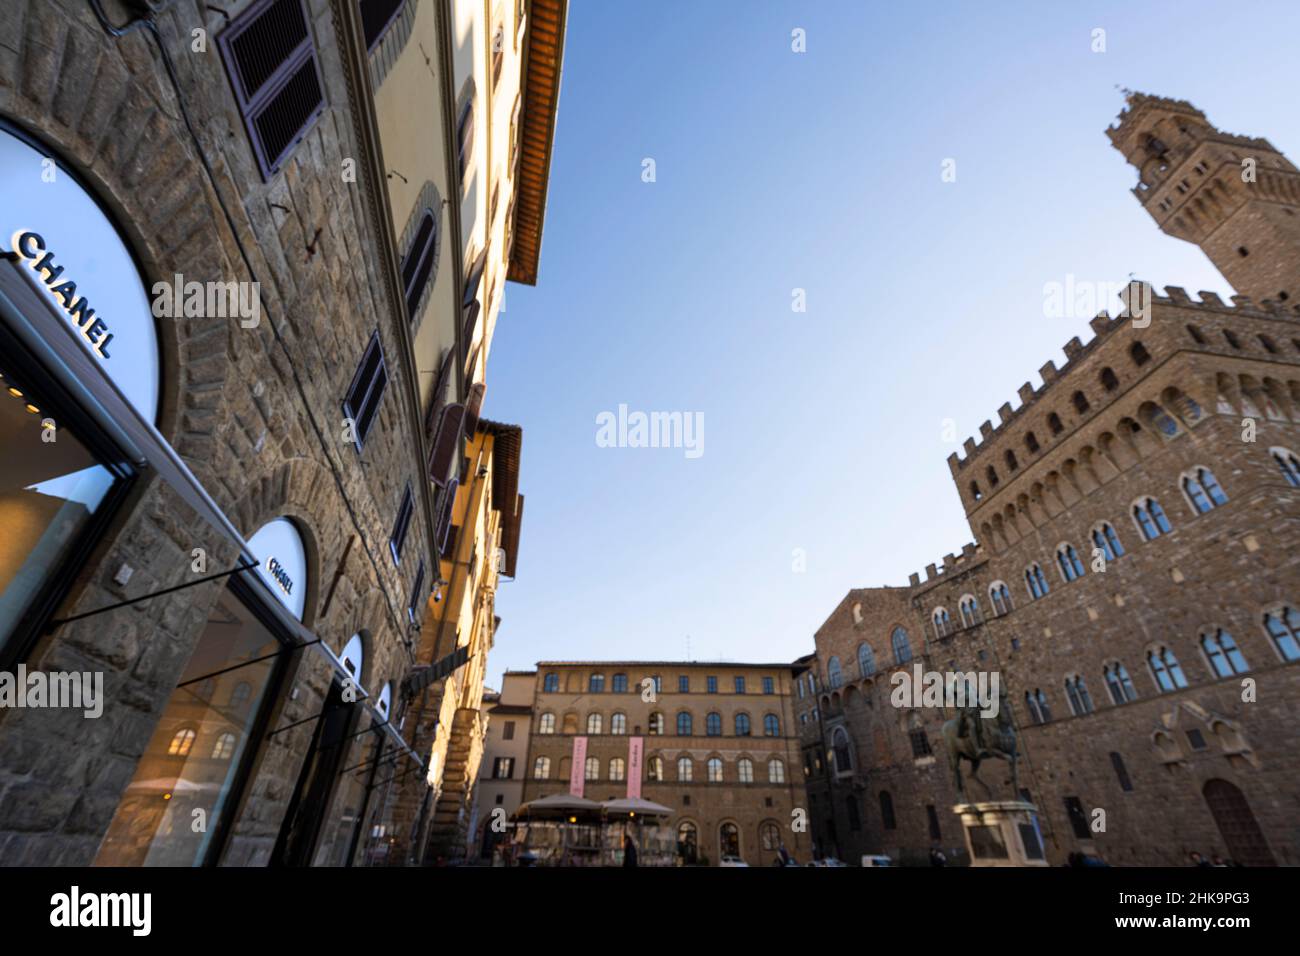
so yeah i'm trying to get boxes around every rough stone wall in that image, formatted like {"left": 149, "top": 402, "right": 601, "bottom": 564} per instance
{"left": 0, "top": 0, "right": 432, "bottom": 865}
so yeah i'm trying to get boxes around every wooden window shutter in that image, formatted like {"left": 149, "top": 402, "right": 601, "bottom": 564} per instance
{"left": 428, "top": 402, "right": 466, "bottom": 487}
{"left": 435, "top": 478, "right": 459, "bottom": 555}
{"left": 218, "top": 0, "right": 324, "bottom": 180}
{"left": 423, "top": 348, "right": 455, "bottom": 442}
{"left": 464, "top": 382, "right": 487, "bottom": 436}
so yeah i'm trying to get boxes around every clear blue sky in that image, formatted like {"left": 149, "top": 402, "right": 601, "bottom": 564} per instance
{"left": 483, "top": 0, "right": 1300, "bottom": 685}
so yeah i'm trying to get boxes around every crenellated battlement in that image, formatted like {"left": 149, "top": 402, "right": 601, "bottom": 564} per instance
{"left": 907, "top": 541, "right": 983, "bottom": 589}
{"left": 947, "top": 285, "right": 1300, "bottom": 477}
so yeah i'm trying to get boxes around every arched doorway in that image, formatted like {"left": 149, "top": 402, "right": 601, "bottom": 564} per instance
{"left": 719, "top": 821, "right": 740, "bottom": 860}
{"left": 1203, "top": 779, "right": 1276, "bottom": 866}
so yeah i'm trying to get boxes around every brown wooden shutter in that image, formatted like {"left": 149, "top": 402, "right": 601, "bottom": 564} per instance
{"left": 423, "top": 348, "right": 454, "bottom": 441}
{"left": 464, "top": 382, "right": 487, "bottom": 436}
{"left": 428, "top": 402, "right": 465, "bottom": 487}
{"left": 435, "top": 478, "right": 459, "bottom": 555}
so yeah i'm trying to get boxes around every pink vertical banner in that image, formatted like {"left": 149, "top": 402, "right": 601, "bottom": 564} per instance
{"left": 627, "top": 737, "right": 644, "bottom": 799}
{"left": 569, "top": 736, "right": 588, "bottom": 797}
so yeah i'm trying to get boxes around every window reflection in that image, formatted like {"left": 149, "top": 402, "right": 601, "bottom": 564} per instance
{"left": 95, "top": 588, "right": 281, "bottom": 866}
{"left": 0, "top": 364, "right": 121, "bottom": 656}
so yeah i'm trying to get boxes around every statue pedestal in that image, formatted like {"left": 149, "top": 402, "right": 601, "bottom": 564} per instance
{"left": 953, "top": 801, "right": 1048, "bottom": 867}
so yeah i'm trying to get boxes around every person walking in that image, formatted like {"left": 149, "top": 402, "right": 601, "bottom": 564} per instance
{"left": 623, "top": 834, "right": 639, "bottom": 868}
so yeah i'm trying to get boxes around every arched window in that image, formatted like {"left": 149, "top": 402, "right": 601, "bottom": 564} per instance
{"left": 677, "top": 756, "right": 693, "bottom": 781}
{"left": 718, "top": 821, "right": 740, "bottom": 857}
{"left": 562, "top": 713, "right": 578, "bottom": 734}
{"left": 586, "top": 713, "right": 603, "bottom": 735}
{"left": 1048, "top": 412, "right": 1064, "bottom": 435}
{"left": 737, "top": 757, "right": 754, "bottom": 783}
{"left": 1056, "top": 543, "right": 1085, "bottom": 582}
{"left": 1183, "top": 467, "right": 1228, "bottom": 513}
{"left": 533, "top": 756, "right": 550, "bottom": 779}
{"left": 986, "top": 464, "right": 1000, "bottom": 488}
{"left": 677, "top": 821, "right": 698, "bottom": 859}
{"left": 932, "top": 607, "right": 951, "bottom": 638}
{"left": 1025, "top": 563, "right": 1050, "bottom": 599}
{"left": 768, "top": 758, "right": 785, "bottom": 783}
{"left": 609, "top": 758, "right": 626, "bottom": 781}
{"left": 1005, "top": 449, "right": 1019, "bottom": 472}
{"left": 542, "top": 672, "right": 559, "bottom": 693}
{"left": 1092, "top": 522, "right": 1124, "bottom": 561}
{"left": 958, "top": 595, "right": 980, "bottom": 628}
{"left": 647, "top": 756, "right": 664, "bottom": 781}
{"left": 832, "top": 727, "right": 852, "bottom": 772}
{"left": 1025, "top": 431, "right": 1040, "bottom": 453}
{"left": 857, "top": 643, "right": 876, "bottom": 678}
{"left": 1201, "top": 629, "right": 1249, "bottom": 677}
{"left": 584, "top": 756, "right": 600, "bottom": 781}
{"left": 1259, "top": 334, "right": 1279, "bottom": 354}
{"left": 1148, "top": 647, "right": 1188, "bottom": 692}
{"left": 1186, "top": 324, "right": 1206, "bottom": 345}
{"left": 211, "top": 732, "right": 236, "bottom": 760}
{"left": 538, "top": 712, "right": 555, "bottom": 734}
{"left": 1100, "top": 367, "right": 1119, "bottom": 391}
{"left": 588, "top": 673, "right": 605, "bottom": 693}
{"left": 907, "top": 712, "right": 932, "bottom": 758}
{"left": 168, "top": 728, "right": 196, "bottom": 756}
{"left": 611, "top": 673, "right": 628, "bottom": 693}
{"left": 1064, "top": 676, "right": 1094, "bottom": 716}
{"left": 879, "top": 791, "right": 896, "bottom": 830}
{"left": 1130, "top": 341, "right": 1151, "bottom": 366}
{"left": 1133, "top": 497, "right": 1172, "bottom": 540}
{"left": 1026, "top": 688, "right": 1051, "bottom": 724}
{"left": 846, "top": 795, "right": 861, "bottom": 831}
{"left": 989, "top": 581, "right": 1013, "bottom": 616}
{"left": 1224, "top": 329, "right": 1242, "bottom": 350}
{"left": 827, "top": 656, "right": 843, "bottom": 689}
{"left": 1270, "top": 447, "right": 1300, "bottom": 487}
{"left": 707, "top": 758, "right": 724, "bottom": 783}
{"left": 891, "top": 627, "right": 913, "bottom": 664}
{"left": 648, "top": 712, "right": 664, "bottom": 735}
{"left": 611, "top": 712, "right": 627, "bottom": 735}
{"left": 760, "top": 820, "right": 781, "bottom": 851}
{"left": 970, "top": 480, "right": 983, "bottom": 502}
{"left": 735, "top": 713, "right": 751, "bottom": 736}
{"left": 1104, "top": 662, "right": 1137, "bottom": 704}
{"left": 676, "top": 712, "right": 693, "bottom": 736}
{"left": 1263, "top": 607, "right": 1300, "bottom": 662}
{"left": 1072, "top": 390, "right": 1090, "bottom": 414}
{"left": 400, "top": 208, "right": 439, "bottom": 323}
{"left": 706, "top": 712, "right": 722, "bottom": 736}
{"left": 763, "top": 713, "right": 780, "bottom": 737}
{"left": 229, "top": 682, "right": 252, "bottom": 708}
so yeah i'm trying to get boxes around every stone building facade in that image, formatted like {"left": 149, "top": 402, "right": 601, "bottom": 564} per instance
{"left": 0, "top": 0, "right": 561, "bottom": 867}
{"left": 797, "top": 94, "right": 1300, "bottom": 867}
{"left": 470, "top": 669, "right": 535, "bottom": 860}
{"left": 519, "top": 661, "right": 812, "bottom": 866}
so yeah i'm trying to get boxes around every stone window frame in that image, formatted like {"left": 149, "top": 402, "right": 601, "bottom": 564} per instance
{"left": 735, "top": 755, "right": 755, "bottom": 784}
{"left": 366, "top": 0, "right": 418, "bottom": 91}
{"left": 1268, "top": 446, "right": 1300, "bottom": 487}
{"left": 932, "top": 606, "right": 951, "bottom": 638}
{"left": 767, "top": 757, "right": 785, "bottom": 784}
{"left": 1062, "top": 673, "right": 1093, "bottom": 716}
{"left": 585, "top": 712, "right": 602, "bottom": 735}
{"left": 1054, "top": 542, "right": 1085, "bottom": 583}
{"left": 988, "top": 581, "right": 1012, "bottom": 616}
{"left": 609, "top": 711, "right": 627, "bottom": 735}
{"left": 532, "top": 755, "right": 550, "bottom": 779}
{"left": 1145, "top": 643, "right": 1189, "bottom": 693}
{"left": 1090, "top": 521, "right": 1125, "bottom": 562}
{"left": 706, "top": 756, "right": 725, "bottom": 783}
{"left": 396, "top": 182, "right": 443, "bottom": 332}
{"left": 1178, "top": 465, "right": 1228, "bottom": 516}
{"left": 537, "top": 712, "right": 555, "bottom": 734}
{"left": 1197, "top": 626, "right": 1250, "bottom": 678}
{"left": 676, "top": 755, "right": 694, "bottom": 782}
{"left": 1102, "top": 660, "right": 1137, "bottom": 705}
{"left": 1130, "top": 495, "right": 1171, "bottom": 541}
{"left": 1259, "top": 604, "right": 1300, "bottom": 664}
{"left": 957, "top": 594, "right": 980, "bottom": 628}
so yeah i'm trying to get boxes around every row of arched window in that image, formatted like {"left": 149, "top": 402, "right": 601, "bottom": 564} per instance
{"left": 167, "top": 727, "right": 238, "bottom": 761}
{"left": 1021, "top": 609, "right": 1300, "bottom": 723}
{"left": 939, "top": 464, "right": 1241, "bottom": 633}
{"left": 532, "top": 753, "right": 787, "bottom": 785}
{"left": 536, "top": 710, "right": 781, "bottom": 737}
{"left": 825, "top": 627, "right": 914, "bottom": 687}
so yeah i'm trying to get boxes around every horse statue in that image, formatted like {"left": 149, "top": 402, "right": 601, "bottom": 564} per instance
{"left": 941, "top": 690, "right": 1020, "bottom": 803}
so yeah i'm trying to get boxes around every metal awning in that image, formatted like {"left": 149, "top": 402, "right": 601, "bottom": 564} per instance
{"left": 0, "top": 256, "right": 423, "bottom": 769}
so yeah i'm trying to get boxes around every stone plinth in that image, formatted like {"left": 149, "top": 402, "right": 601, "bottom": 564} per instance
{"left": 953, "top": 801, "right": 1048, "bottom": 867}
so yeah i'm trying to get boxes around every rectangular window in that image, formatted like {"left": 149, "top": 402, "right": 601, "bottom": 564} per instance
{"left": 763, "top": 676, "right": 774, "bottom": 694}
{"left": 217, "top": 0, "right": 325, "bottom": 180}
{"left": 359, "top": 0, "right": 405, "bottom": 51}
{"left": 342, "top": 330, "right": 388, "bottom": 450}
{"left": 1110, "top": 752, "right": 1133, "bottom": 792}
{"left": 95, "top": 585, "right": 288, "bottom": 865}
{"left": 456, "top": 96, "right": 475, "bottom": 178}
{"left": 707, "top": 676, "right": 717, "bottom": 694}
{"left": 0, "top": 359, "right": 133, "bottom": 663}
{"left": 678, "top": 675, "right": 689, "bottom": 693}
{"left": 503, "top": 720, "right": 515, "bottom": 741}
{"left": 389, "top": 483, "right": 413, "bottom": 565}
{"left": 493, "top": 757, "right": 513, "bottom": 779}
{"left": 1064, "top": 796, "right": 1090, "bottom": 839}
{"left": 734, "top": 676, "right": 745, "bottom": 694}
{"left": 407, "top": 559, "right": 425, "bottom": 625}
